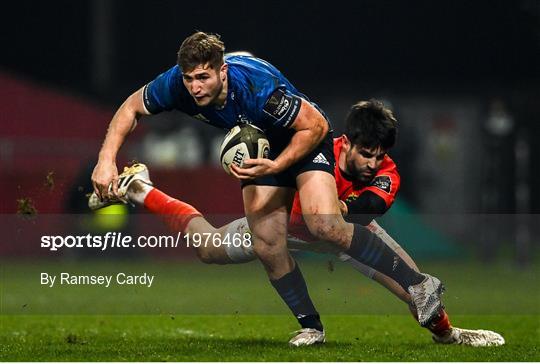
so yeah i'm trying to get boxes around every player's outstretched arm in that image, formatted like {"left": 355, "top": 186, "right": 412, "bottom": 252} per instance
{"left": 92, "top": 87, "right": 149, "bottom": 200}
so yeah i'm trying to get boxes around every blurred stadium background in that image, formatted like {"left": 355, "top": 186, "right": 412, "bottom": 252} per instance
{"left": 1, "top": 2, "right": 539, "bottom": 360}
{"left": 1, "top": 0, "right": 539, "bottom": 262}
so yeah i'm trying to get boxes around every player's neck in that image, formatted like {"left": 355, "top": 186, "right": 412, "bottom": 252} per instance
{"left": 338, "top": 148, "right": 348, "bottom": 175}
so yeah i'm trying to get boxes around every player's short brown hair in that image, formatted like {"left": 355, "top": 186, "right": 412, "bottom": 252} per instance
{"left": 345, "top": 99, "right": 398, "bottom": 150}
{"left": 177, "top": 32, "right": 225, "bottom": 72}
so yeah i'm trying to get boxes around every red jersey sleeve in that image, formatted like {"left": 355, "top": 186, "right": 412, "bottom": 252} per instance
{"left": 362, "top": 155, "right": 400, "bottom": 208}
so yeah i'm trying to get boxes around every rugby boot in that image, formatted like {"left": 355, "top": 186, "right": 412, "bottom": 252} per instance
{"left": 288, "top": 328, "right": 326, "bottom": 347}
{"left": 88, "top": 163, "right": 152, "bottom": 210}
{"left": 408, "top": 273, "right": 445, "bottom": 326}
{"left": 433, "top": 327, "right": 505, "bottom": 347}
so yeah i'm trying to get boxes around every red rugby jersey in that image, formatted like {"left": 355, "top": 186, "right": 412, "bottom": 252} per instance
{"left": 288, "top": 136, "right": 400, "bottom": 241}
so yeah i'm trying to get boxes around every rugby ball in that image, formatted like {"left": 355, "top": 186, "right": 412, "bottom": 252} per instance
{"left": 220, "top": 124, "right": 270, "bottom": 175}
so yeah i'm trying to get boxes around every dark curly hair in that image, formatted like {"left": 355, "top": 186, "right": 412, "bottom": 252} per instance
{"left": 344, "top": 99, "right": 398, "bottom": 150}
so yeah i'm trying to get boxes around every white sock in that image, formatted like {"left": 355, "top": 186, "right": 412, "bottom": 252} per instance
{"left": 127, "top": 181, "right": 154, "bottom": 205}
{"left": 224, "top": 244, "right": 256, "bottom": 263}
{"left": 223, "top": 217, "right": 257, "bottom": 263}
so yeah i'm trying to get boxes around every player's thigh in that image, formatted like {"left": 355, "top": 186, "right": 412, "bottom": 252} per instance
{"left": 242, "top": 185, "right": 295, "bottom": 245}
{"left": 296, "top": 171, "right": 341, "bottom": 215}
{"left": 296, "top": 170, "right": 351, "bottom": 245}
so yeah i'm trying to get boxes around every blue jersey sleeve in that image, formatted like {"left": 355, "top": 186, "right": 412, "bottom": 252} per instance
{"left": 143, "top": 65, "right": 187, "bottom": 114}
{"left": 260, "top": 88, "right": 302, "bottom": 128}
{"left": 227, "top": 56, "right": 303, "bottom": 129}
{"left": 240, "top": 83, "right": 302, "bottom": 129}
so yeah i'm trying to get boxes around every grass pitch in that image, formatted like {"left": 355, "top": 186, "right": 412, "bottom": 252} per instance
{"left": 1, "top": 314, "right": 538, "bottom": 361}
{"left": 1, "top": 259, "right": 538, "bottom": 361}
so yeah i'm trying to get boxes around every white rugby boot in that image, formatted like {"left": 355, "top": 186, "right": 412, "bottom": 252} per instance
{"left": 408, "top": 273, "right": 445, "bottom": 327}
{"left": 88, "top": 163, "right": 152, "bottom": 210}
{"left": 288, "top": 328, "right": 326, "bottom": 347}
{"left": 433, "top": 327, "right": 505, "bottom": 347}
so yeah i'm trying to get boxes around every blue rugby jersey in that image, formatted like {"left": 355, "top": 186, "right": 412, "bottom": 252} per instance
{"left": 142, "top": 55, "right": 326, "bottom": 132}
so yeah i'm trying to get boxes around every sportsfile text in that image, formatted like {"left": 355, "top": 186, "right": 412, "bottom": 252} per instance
{"left": 40, "top": 232, "right": 251, "bottom": 251}
{"left": 40, "top": 232, "right": 181, "bottom": 251}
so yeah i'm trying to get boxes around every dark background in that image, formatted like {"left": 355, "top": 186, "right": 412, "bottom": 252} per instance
{"left": 3, "top": 1, "right": 539, "bottom": 99}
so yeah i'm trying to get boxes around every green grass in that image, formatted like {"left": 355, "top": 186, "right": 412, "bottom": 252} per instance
{"left": 1, "top": 259, "right": 539, "bottom": 361}
{"left": 1, "top": 314, "right": 538, "bottom": 361}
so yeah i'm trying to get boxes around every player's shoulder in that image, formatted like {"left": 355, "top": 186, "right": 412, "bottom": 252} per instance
{"left": 365, "top": 156, "right": 400, "bottom": 202}
{"left": 379, "top": 155, "right": 398, "bottom": 175}
{"left": 373, "top": 155, "right": 401, "bottom": 184}
{"left": 144, "top": 64, "right": 193, "bottom": 114}
{"left": 149, "top": 64, "right": 186, "bottom": 94}
{"left": 157, "top": 64, "right": 183, "bottom": 81}
{"left": 226, "top": 56, "right": 282, "bottom": 88}
{"left": 226, "top": 55, "right": 279, "bottom": 74}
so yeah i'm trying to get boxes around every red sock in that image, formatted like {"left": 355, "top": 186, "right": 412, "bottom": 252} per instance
{"left": 428, "top": 308, "right": 452, "bottom": 335}
{"left": 144, "top": 188, "right": 202, "bottom": 233}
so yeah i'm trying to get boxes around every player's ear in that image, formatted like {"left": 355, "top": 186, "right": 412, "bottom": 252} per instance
{"left": 220, "top": 63, "right": 228, "bottom": 81}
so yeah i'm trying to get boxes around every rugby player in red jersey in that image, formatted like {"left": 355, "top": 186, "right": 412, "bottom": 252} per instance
{"left": 89, "top": 99, "right": 504, "bottom": 347}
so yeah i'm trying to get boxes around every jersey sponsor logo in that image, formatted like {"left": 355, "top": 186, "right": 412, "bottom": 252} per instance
{"left": 278, "top": 98, "right": 290, "bottom": 115}
{"left": 392, "top": 256, "right": 399, "bottom": 271}
{"left": 371, "top": 175, "right": 392, "bottom": 194}
{"left": 344, "top": 192, "right": 360, "bottom": 203}
{"left": 264, "top": 89, "right": 292, "bottom": 119}
{"left": 312, "top": 152, "right": 330, "bottom": 165}
{"left": 263, "top": 88, "right": 301, "bottom": 127}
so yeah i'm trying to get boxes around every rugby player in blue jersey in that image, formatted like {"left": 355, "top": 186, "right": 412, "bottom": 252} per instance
{"left": 92, "top": 31, "right": 444, "bottom": 346}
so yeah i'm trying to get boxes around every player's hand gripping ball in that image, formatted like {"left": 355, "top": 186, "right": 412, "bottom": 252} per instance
{"left": 220, "top": 124, "right": 270, "bottom": 175}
